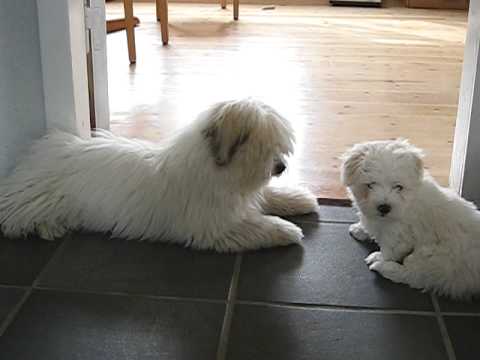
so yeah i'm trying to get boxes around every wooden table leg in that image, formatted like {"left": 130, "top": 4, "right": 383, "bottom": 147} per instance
{"left": 156, "top": 0, "right": 169, "bottom": 45}
{"left": 123, "top": 0, "right": 136, "bottom": 63}
{"left": 220, "top": 0, "right": 227, "bottom": 9}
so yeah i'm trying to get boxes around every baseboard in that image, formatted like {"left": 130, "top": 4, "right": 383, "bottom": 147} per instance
{"left": 330, "top": 0, "right": 382, "bottom": 7}
{"left": 127, "top": 0, "right": 330, "bottom": 5}
{"left": 110, "top": 0, "right": 407, "bottom": 7}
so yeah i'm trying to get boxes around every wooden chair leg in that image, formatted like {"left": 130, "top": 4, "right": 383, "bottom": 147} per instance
{"left": 220, "top": 0, "right": 227, "bottom": 9}
{"left": 123, "top": 0, "right": 136, "bottom": 63}
{"left": 156, "top": 0, "right": 162, "bottom": 21}
{"left": 233, "top": 0, "right": 239, "bottom": 20}
{"left": 106, "top": 17, "right": 140, "bottom": 34}
{"left": 156, "top": 0, "right": 169, "bottom": 45}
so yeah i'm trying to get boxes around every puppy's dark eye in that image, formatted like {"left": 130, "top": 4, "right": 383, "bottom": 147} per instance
{"left": 367, "top": 182, "right": 376, "bottom": 189}
{"left": 394, "top": 185, "right": 404, "bottom": 192}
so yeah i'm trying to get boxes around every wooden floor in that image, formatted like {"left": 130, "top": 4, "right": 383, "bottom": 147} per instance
{"left": 106, "top": 3, "right": 467, "bottom": 199}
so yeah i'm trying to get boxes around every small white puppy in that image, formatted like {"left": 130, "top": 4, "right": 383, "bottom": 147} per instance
{"left": 341, "top": 139, "right": 480, "bottom": 299}
{"left": 0, "top": 99, "right": 318, "bottom": 252}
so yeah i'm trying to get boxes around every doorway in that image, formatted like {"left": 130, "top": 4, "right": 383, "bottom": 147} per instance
{"left": 99, "top": 2, "right": 467, "bottom": 200}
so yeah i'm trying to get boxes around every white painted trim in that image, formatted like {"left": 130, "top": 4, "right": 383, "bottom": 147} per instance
{"left": 36, "top": 0, "right": 91, "bottom": 137}
{"left": 450, "top": 2, "right": 480, "bottom": 202}
{"left": 86, "top": 0, "right": 110, "bottom": 130}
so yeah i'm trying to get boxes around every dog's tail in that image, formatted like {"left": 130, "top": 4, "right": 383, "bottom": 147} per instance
{"left": 0, "top": 131, "right": 79, "bottom": 239}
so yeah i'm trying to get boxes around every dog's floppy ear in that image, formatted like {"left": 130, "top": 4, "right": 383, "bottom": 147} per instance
{"left": 414, "top": 154, "right": 424, "bottom": 180}
{"left": 397, "top": 139, "right": 425, "bottom": 181}
{"left": 341, "top": 145, "right": 366, "bottom": 186}
{"left": 203, "top": 103, "right": 251, "bottom": 166}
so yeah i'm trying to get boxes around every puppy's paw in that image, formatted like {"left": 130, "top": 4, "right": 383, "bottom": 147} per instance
{"left": 349, "top": 222, "right": 371, "bottom": 242}
{"left": 365, "top": 251, "right": 383, "bottom": 266}
{"left": 369, "top": 260, "right": 406, "bottom": 284}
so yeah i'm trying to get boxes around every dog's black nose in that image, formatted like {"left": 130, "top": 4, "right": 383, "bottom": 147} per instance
{"left": 377, "top": 204, "right": 391, "bottom": 216}
{"left": 273, "top": 162, "right": 286, "bottom": 176}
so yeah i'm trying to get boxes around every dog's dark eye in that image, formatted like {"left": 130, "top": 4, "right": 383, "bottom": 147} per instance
{"left": 394, "top": 185, "right": 404, "bottom": 192}
{"left": 367, "top": 182, "right": 376, "bottom": 189}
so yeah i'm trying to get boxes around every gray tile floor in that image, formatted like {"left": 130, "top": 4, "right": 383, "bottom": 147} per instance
{"left": 0, "top": 204, "right": 479, "bottom": 360}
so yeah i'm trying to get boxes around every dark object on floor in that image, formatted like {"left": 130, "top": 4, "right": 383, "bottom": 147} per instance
{"left": 317, "top": 197, "right": 352, "bottom": 207}
{"left": 262, "top": 5, "right": 276, "bottom": 10}
{"left": 330, "top": 0, "right": 382, "bottom": 7}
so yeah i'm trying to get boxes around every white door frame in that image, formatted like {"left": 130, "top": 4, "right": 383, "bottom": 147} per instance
{"left": 36, "top": 0, "right": 94, "bottom": 138}
{"left": 85, "top": 0, "right": 110, "bottom": 130}
{"left": 36, "top": 2, "right": 480, "bottom": 201}
{"left": 450, "top": 1, "right": 480, "bottom": 204}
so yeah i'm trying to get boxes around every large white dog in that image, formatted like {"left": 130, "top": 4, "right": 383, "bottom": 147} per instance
{"left": 0, "top": 99, "right": 318, "bottom": 252}
{"left": 342, "top": 139, "right": 480, "bottom": 299}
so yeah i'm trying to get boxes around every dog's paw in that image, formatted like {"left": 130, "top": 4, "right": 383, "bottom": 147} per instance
{"left": 262, "top": 186, "right": 319, "bottom": 216}
{"left": 221, "top": 216, "right": 304, "bottom": 252}
{"left": 293, "top": 188, "right": 320, "bottom": 215}
{"left": 37, "top": 222, "right": 67, "bottom": 241}
{"left": 368, "top": 260, "right": 384, "bottom": 273}
{"left": 369, "top": 260, "right": 406, "bottom": 284}
{"left": 349, "top": 223, "right": 371, "bottom": 242}
{"left": 365, "top": 251, "right": 383, "bottom": 266}
{"left": 276, "top": 221, "right": 304, "bottom": 245}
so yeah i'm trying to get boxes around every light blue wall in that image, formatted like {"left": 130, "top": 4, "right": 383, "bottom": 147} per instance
{"left": 0, "top": 0, "right": 46, "bottom": 177}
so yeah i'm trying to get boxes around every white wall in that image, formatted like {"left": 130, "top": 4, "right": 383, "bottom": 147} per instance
{"left": 0, "top": 0, "right": 46, "bottom": 178}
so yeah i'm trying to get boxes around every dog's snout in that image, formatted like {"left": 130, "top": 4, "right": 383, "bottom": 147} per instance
{"left": 273, "top": 162, "right": 286, "bottom": 176}
{"left": 377, "top": 204, "right": 391, "bottom": 216}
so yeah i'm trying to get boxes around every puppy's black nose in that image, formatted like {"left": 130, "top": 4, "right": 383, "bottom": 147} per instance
{"left": 377, "top": 204, "right": 391, "bottom": 216}
{"left": 273, "top": 162, "right": 286, "bottom": 176}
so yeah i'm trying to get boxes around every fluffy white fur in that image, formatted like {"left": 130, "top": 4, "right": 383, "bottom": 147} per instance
{"left": 341, "top": 139, "right": 480, "bottom": 299}
{"left": 0, "top": 99, "right": 318, "bottom": 252}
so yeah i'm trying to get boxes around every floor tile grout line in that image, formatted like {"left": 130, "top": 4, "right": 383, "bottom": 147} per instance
{"left": 31, "top": 238, "right": 71, "bottom": 288}
{"left": 442, "top": 311, "right": 480, "bottom": 317}
{"left": 0, "top": 238, "right": 70, "bottom": 338}
{"left": 216, "top": 254, "right": 242, "bottom": 360}
{"left": 0, "top": 287, "right": 32, "bottom": 337}
{"left": 33, "top": 285, "right": 226, "bottom": 304}
{"left": 0, "top": 284, "right": 29, "bottom": 290}
{"left": 432, "top": 294, "right": 457, "bottom": 360}
{"left": 236, "top": 299, "right": 437, "bottom": 316}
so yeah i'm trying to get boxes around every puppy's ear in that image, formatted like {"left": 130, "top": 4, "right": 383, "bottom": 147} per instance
{"left": 203, "top": 104, "right": 251, "bottom": 166}
{"left": 341, "top": 146, "right": 366, "bottom": 186}
{"left": 407, "top": 145, "right": 425, "bottom": 181}
{"left": 414, "top": 154, "right": 424, "bottom": 180}
{"left": 396, "top": 139, "right": 425, "bottom": 181}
